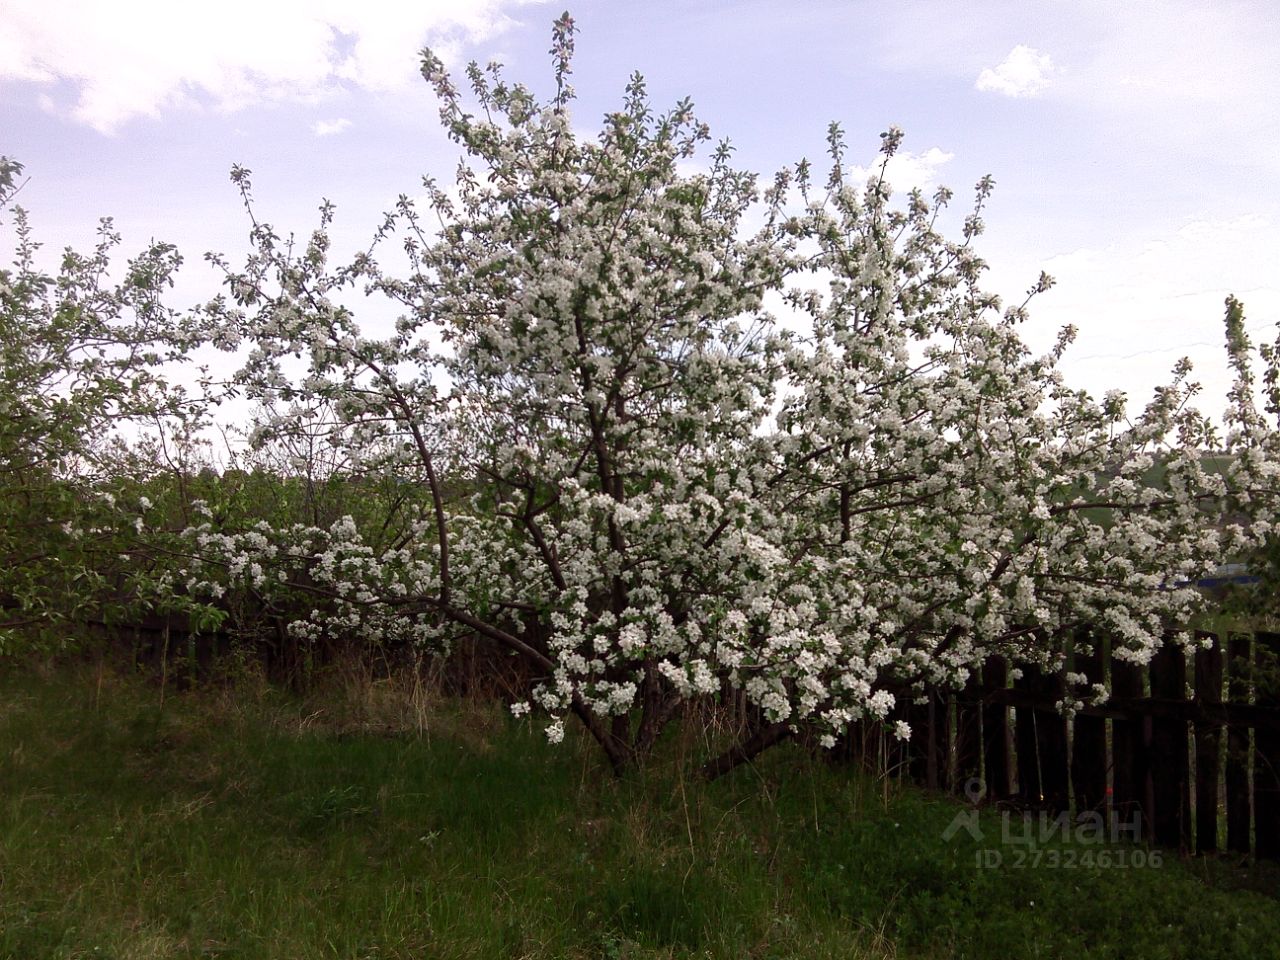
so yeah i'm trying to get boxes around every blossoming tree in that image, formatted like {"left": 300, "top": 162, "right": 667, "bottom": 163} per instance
{"left": 188, "top": 14, "right": 1279, "bottom": 775}
{"left": 0, "top": 157, "right": 200, "bottom": 652}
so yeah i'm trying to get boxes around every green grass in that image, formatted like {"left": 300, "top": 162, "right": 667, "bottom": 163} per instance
{"left": 1, "top": 665, "right": 1278, "bottom": 959}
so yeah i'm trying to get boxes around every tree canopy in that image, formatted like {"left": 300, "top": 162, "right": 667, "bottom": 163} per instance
{"left": 4, "top": 14, "right": 1278, "bottom": 775}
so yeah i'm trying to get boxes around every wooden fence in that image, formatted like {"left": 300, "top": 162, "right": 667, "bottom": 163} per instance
{"left": 845, "top": 631, "right": 1280, "bottom": 860}
{"left": 100, "top": 613, "right": 1280, "bottom": 859}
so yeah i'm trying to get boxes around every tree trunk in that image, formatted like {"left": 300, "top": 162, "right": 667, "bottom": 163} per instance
{"left": 700, "top": 721, "right": 794, "bottom": 780}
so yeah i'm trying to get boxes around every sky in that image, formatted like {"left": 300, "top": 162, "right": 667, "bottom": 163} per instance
{"left": 2, "top": 0, "right": 1278, "bottom": 418}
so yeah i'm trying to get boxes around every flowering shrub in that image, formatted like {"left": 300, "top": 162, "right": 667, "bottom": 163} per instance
{"left": 0, "top": 157, "right": 207, "bottom": 651}
{"left": 184, "top": 14, "right": 1280, "bottom": 775}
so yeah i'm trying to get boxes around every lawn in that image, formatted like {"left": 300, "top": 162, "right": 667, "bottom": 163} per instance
{"left": 1, "top": 664, "right": 1278, "bottom": 959}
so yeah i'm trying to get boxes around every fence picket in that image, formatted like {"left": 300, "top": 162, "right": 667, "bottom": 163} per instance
{"left": 1255, "top": 633, "right": 1280, "bottom": 859}
{"left": 1194, "top": 633, "right": 1223, "bottom": 854}
{"left": 954, "top": 674, "right": 983, "bottom": 795}
{"left": 1110, "top": 656, "right": 1150, "bottom": 842}
{"left": 981, "top": 658, "right": 1012, "bottom": 801}
{"left": 1148, "top": 643, "right": 1191, "bottom": 850}
{"left": 1225, "top": 633, "right": 1253, "bottom": 855}
{"left": 1071, "top": 635, "right": 1108, "bottom": 817}
{"left": 1014, "top": 665, "right": 1069, "bottom": 812}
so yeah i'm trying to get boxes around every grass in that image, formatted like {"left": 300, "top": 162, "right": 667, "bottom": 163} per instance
{"left": 1, "top": 663, "right": 1279, "bottom": 959}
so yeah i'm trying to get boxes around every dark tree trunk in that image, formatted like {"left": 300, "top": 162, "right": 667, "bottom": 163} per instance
{"left": 700, "top": 722, "right": 794, "bottom": 780}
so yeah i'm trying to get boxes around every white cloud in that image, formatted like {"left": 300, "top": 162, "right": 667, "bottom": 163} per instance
{"left": 880, "top": 2, "right": 1276, "bottom": 156}
{"left": 313, "top": 117, "right": 352, "bottom": 136}
{"left": 850, "top": 146, "right": 955, "bottom": 194}
{"left": 0, "top": 0, "right": 538, "bottom": 133}
{"left": 975, "top": 44, "right": 1055, "bottom": 98}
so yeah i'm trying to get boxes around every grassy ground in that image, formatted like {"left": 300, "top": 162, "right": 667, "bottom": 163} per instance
{"left": 1, "top": 664, "right": 1279, "bottom": 959}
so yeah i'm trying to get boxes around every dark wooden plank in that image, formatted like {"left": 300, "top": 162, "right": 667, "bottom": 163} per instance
{"left": 1256, "top": 632, "right": 1280, "bottom": 860}
{"left": 1038, "top": 682, "right": 1071, "bottom": 814}
{"left": 1111, "top": 655, "right": 1151, "bottom": 843}
{"left": 1071, "top": 635, "right": 1108, "bottom": 816}
{"left": 982, "top": 658, "right": 1012, "bottom": 801}
{"left": 924, "top": 689, "right": 950, "bottom": 791}
{"left": 1148, "top": 642, "right": 1191, "bottom": 850}
{"left": 1194, "top": 632, "right": 1223, "bottom": 854}
{"left": 954, "top": 673, "right": 983, "bottom": 796}
{"left": 1013, "top": 664, "right": 1069, "bottom": 812}
{"left": 901, "top": 694, "right": 930, "bottom": 785}
{"left": 1225, "top": 633, "right": 1253, "bottom": 855}
{"left": 1014, "top": 666, "right": 1042, "bottom": 805}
